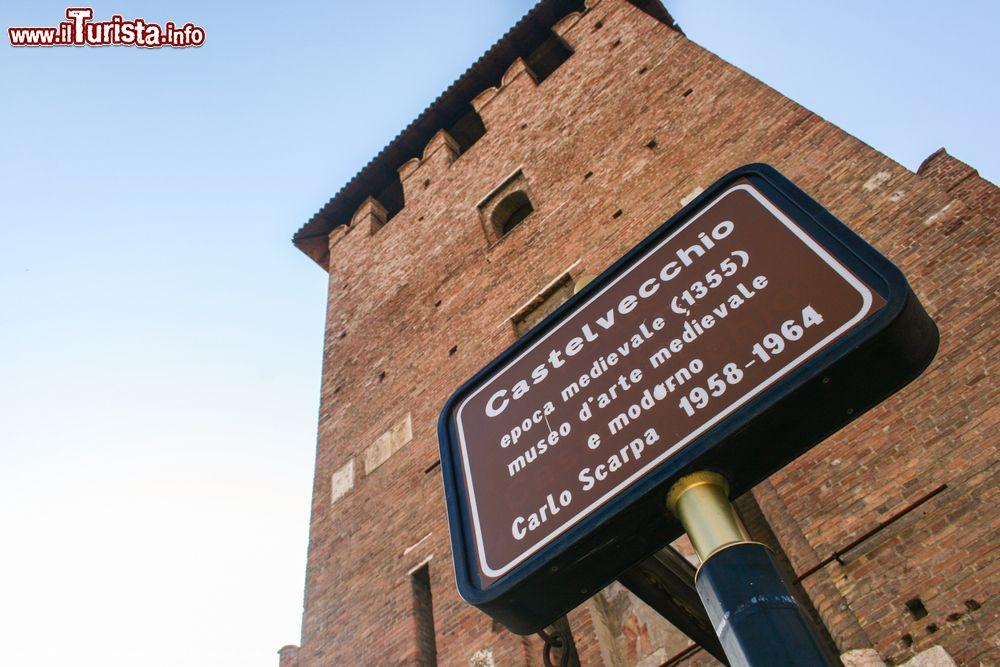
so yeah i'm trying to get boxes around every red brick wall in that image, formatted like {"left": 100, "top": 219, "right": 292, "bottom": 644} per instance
{"left": 289, "top": 0, "right": 998, "bottom": 664}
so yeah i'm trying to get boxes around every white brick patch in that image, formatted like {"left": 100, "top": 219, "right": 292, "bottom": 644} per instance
{"left": 841, "top": 648, "right": 885, "bottom": 666}
{"left": 330, "top": 460, "right": 355, "bottom": 505}
{"left": 923, "top": 200, "right": 956, "bottom": 226}
{"left": 470, "top": 648, "right": 495, "bottom": 667}
{"left": 862, "top": 170, "right": 892, "bottom": 192}
{"left": 839, "top": 646, "right": 957, "bottom": 667}
{"left": 901, "top": 646, "right": 958, "bottom": 667}
{"left": 680, "top": 186, "right": 704, "bottom": 207}
{"left": 363, "top": 412, "right": 413, "bottom": 474}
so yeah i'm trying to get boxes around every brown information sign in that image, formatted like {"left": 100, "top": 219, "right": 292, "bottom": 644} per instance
{"left": 453, "top": 183, "right": 884, "bottom": 582}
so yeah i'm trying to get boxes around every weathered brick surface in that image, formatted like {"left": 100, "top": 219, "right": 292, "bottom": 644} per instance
{"left": 287, "top": 1, "right": 998, "bottom": 664}
{"left": 278, "top": 644, "right": 300, "bottom": 667}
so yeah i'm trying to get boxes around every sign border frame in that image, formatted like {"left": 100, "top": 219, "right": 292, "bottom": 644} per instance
{"left": 436, "top": 163, "right": 936, "bottom": 622}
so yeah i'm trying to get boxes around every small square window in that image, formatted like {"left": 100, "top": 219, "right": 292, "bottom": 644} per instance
{"left": 477, "top": 169, "right": 536, "bottom": 244}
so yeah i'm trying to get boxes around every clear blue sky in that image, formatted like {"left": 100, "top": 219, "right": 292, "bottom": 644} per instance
{"left": 0, "top": 2, "right": 996, "bottom": 665}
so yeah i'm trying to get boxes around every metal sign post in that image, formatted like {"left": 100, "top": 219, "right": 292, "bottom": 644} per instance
{"left": 667, "top": 472, "right": 835, "bottom": 666}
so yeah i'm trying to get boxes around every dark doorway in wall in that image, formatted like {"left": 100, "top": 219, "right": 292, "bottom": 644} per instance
{"left": 411, "top": 564, "right": 438, "bottom": 666}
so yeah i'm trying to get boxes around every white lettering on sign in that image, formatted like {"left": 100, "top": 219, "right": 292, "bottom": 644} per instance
{"left": 452, "top": 184, "right": 878, "bottom": 580}
{"left": 483, "top": 220, "right": 736, "bottom": 418}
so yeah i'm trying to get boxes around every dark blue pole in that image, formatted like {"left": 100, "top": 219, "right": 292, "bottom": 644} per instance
{"left": 695, "top": 542, "right": 835, "bottom": 666}
{"left": 667, "top": 472, "right": 836, "bottom": 667}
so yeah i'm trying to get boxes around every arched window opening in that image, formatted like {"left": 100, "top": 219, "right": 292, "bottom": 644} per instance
{"left": 477, "top": 169, "right": 534, "bottom": 244}
{"left": 491, "top": 191, "right": 534, "bottom": 238}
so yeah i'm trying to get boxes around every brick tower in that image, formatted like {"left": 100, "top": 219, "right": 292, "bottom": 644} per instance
{"left": 282, "top": 1, "right": 998, "bottom": 665}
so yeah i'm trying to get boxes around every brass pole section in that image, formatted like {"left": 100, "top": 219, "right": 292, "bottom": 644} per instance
{"left": 667, "top": 471, "right": 836, "bottom": 665}
{"left": 666, "top": 471, "right": 751, "bottom": 562}
{"left": 573, "top": 274, "right": 594, "bottom": 294}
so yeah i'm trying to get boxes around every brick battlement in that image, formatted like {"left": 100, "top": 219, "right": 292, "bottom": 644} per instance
{"left": 293, "top": 0, "right": 681, "bottom": 270}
